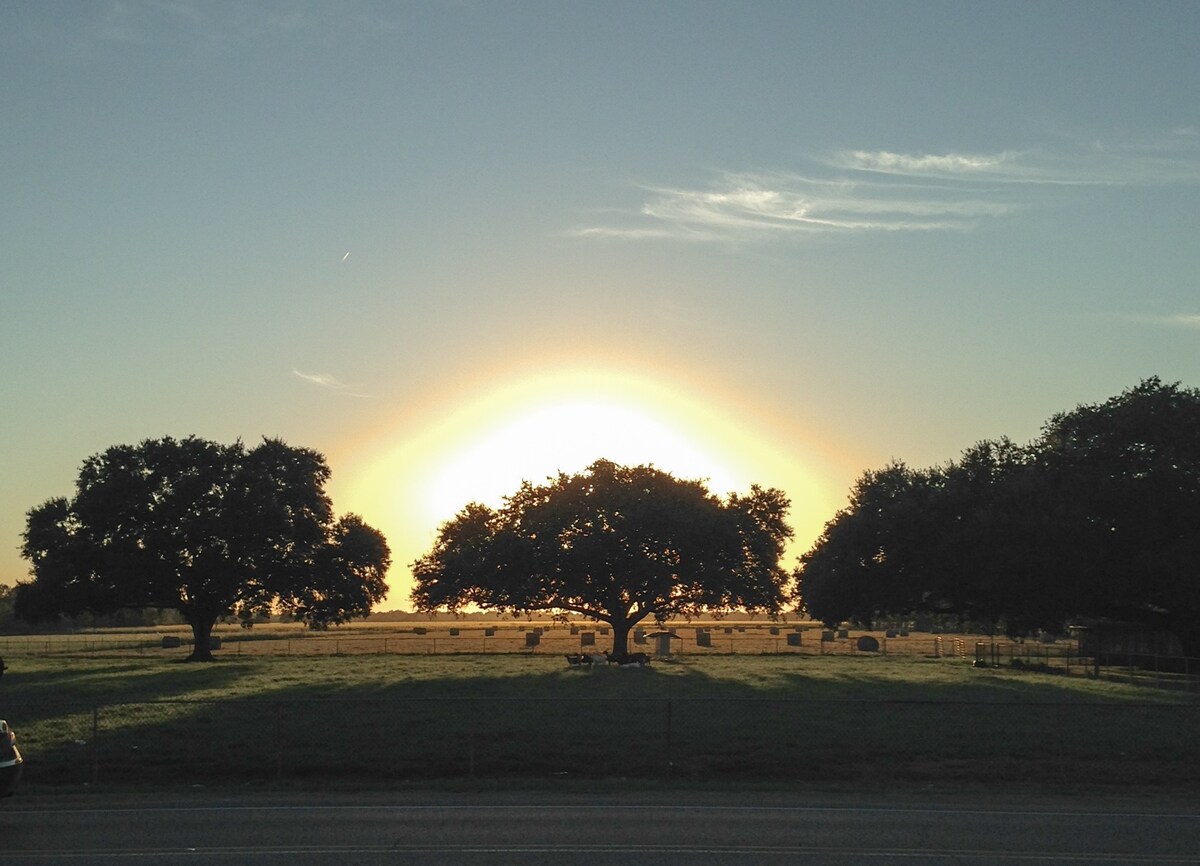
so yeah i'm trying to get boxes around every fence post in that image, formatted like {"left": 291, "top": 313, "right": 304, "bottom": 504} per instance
{"left": 91, "top": 704, "right": 100, "bottom": 785}
{"left": 468, "top": 700, "right": 476, "bottom": 778}
{"left": 275, "top": 703, "right": 284, "bottom": 780}
{"left": 664, "top": 699, "right": 673, "bottom": 776}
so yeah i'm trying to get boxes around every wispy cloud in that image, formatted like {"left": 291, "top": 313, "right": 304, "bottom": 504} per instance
{"left": 1162, "top": 314, "right": 1200, "bottom": 330}
{"left": 568, "top": 169, "right": 1019, "bottom": 242}
{"left": 573, "top": 132, "right": 1200, "bottom": 244}
{"left": 83, "top": 1, "right": 404, "bottom": 55}
{"left": 832, "top": 150, "right": 1018, "bottom": 176}
{"left": 292, "top": 369, "right": 373, "bottom": 398}
{"left": 1120, "top": 313, "right": 1200, "bottom": 332}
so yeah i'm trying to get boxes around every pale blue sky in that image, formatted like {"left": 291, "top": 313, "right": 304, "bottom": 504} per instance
{"left": 3, "top": 1, "right": 1198, "bottom": 603}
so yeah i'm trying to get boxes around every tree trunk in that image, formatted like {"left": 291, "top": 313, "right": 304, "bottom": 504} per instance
{"left": 609, "top": 617, "right": 632, "bottom": 661}
{"left": 186, "top": 615, "right": 217, "bottom": 662}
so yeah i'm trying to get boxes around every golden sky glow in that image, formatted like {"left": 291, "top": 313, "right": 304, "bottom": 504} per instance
{"left": 331, "top": 366, "right": 846, "bottom": 606}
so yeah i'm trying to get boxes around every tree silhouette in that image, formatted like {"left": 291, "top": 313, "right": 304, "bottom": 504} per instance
{"left": 798, "top": 378, "right": 1200, "bottom": 655}
{"left": 17, "top": 436, "right": 390, "bottom": 661}
{"left": 412, "top": 459, "right": 792, "bottom": 658}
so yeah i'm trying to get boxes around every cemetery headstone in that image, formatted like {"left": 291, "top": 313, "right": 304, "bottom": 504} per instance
{"left": 856, "top": 635, "right": 880, "bottom": 652}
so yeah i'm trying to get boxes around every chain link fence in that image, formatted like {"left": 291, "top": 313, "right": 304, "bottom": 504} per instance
{"left": 13, "top": 696, "right": 1199, "bottom": 788}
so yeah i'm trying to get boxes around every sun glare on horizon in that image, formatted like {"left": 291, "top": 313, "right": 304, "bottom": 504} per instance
{"left": 333, "top": 368, "right": 842, "bottom": 604}
{"left": 424, "top": 396, "right": 746, "bottom": 520}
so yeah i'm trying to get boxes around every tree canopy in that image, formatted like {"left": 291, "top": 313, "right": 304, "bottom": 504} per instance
{"left": 411, "top": 459, "right": 793, "bottom": 658}
{"left": 17, "top": 436, "right": 390, "bottom": 660}
{"left": 798, "top": 378, "right": 1200, "bottom": 655}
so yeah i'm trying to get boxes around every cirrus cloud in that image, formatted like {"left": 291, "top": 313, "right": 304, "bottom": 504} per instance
{"left": 292, "top": 369, "right": 373, "bottom": 398}
{"left": 572, "top": 132, "right": 1200, "bottom": 244}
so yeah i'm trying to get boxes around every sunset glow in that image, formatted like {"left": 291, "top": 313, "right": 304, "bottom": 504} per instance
{"left": 333, "top": 367, "right": 839, "bottom": 603}
{"left": 424, "top": 397, "right": 743, "bottom": 520}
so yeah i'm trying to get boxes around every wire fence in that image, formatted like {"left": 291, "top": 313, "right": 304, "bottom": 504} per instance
{"left": 0, "top": 627, "right": 1083, "bottom": 659}
{"left": 12, "top": 695, "right": 1199, "bottom": 788}
{"left": 4, "top": 628, "right": 1197, "bottom": 691}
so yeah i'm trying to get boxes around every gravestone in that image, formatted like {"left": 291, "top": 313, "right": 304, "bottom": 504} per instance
{"left": 856, "top": 635, "right": 880, "bottom": 652}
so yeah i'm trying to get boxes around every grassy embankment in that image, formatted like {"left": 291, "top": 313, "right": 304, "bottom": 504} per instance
{"left": 3, "top": 651, "right": 1197, "bottom": 790}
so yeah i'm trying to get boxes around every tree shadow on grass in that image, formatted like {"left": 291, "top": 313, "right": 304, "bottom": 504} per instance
{"left": 4, "top": 658, "right": 264, "bottom": 711}
{"left": 13, "top": 654, "right": 1200, "bottom": 789}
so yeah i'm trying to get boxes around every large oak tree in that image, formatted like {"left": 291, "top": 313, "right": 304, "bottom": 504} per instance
{"left": 798, "top": 378, "right": 1200, "bottom": 656}
{"left": 17, "top": 436, "right": 390, "bottom": 660}
{"left": 411, "top": 459, "right": 793, "bottom": 658}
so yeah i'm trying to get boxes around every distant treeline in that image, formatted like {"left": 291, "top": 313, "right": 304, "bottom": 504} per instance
{"left": 0, "top": 584, "right": 185, "bottom": 633}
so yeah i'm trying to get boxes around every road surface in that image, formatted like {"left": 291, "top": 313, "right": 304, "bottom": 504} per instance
{"left": 3, "top": 788, "right": 1197, "bottom": 864}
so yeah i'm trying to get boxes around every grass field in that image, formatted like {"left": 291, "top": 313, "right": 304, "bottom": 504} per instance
{"left": 3, "top": 651, "right": 1197, "bottom": 791}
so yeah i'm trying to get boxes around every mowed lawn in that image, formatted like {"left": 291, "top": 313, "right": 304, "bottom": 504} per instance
{"left": 3, "top": 653, "right": 1197, "bottom": 789}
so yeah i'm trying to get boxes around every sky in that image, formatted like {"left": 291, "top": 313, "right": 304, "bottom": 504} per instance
{"left": 3, "top": 1, "right": 1199, "bottom": 608}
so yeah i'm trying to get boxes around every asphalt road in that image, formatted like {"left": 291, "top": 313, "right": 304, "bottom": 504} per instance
{"left": 3, "top": 789, "right": 1198, "bottom": 865}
